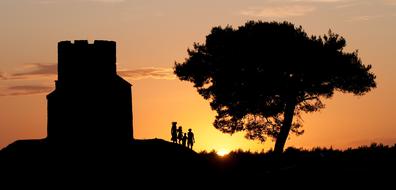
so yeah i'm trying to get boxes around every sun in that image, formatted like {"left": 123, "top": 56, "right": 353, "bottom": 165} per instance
{"left": 217, "top": 149, "right": 230, "bottom": 157}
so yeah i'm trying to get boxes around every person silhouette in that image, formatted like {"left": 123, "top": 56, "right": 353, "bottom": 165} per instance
{"left": 187, "top": 128, "right": 195, "bottom": 150}
{"left": 171, "top": 122, "right": 177, "bottom": 143}
{"left": 182, "top": 133, "right": 187, "bottom": 147}
{"left": 177, "top": 126, "right": 183, "bottom": 144}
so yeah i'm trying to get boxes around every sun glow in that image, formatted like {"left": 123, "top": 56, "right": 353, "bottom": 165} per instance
{"left": 217, "top": 149, "right": 230, "bottom": 157}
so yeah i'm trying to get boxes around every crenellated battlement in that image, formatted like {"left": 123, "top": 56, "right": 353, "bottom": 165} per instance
{"left": 57, "top": 40, "right": 117, "bottom": 83}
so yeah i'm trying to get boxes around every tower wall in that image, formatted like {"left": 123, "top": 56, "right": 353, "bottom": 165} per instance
{"left": 58, "top": 40, "right": 116, "bottom": 86}
{"left": 47, "top": 40, "right": 133, "bottom": 147}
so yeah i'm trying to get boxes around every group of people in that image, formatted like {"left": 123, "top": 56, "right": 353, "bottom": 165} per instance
{"left": 171, "top": 122, "right": 195, "bottom": 150}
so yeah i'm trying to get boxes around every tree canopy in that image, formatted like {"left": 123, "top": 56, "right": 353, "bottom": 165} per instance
{"left": 174, "top": 21, "right": 376, "bottom": 153}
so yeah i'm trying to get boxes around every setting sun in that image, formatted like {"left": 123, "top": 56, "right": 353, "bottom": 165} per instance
{"left": 217, "top": 149, "right": 230, "bottom": 157}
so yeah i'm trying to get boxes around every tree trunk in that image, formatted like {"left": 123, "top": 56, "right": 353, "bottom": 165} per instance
{"left": 274, "top": 98, "right": 297, "bottom": 154}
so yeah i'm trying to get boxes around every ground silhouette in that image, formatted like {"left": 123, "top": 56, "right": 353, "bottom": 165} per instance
{"left": 1, "top": 140, "right": 395, "bottom": 187}
{"left": 0, "top": 138, "right": 208, "bottom": 187}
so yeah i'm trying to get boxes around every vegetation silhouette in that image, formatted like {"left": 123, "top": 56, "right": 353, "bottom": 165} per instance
{"left": 200, "top": 143, "right": 396, "bottom": 187}
{"left": 174, "top": 21, "right": 377, "bottom": 153}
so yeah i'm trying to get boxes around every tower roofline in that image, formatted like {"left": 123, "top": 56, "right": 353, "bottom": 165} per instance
{"left": 58, "top": 40, "right": 115, "bottom": 46}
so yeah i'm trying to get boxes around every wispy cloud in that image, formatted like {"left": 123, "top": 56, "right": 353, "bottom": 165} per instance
{"left": 1, "top": 63, "right": 175, "bottom": 81}
{"left": 335, "top": 2, "right": 361, "bottom": 9}
{"left": 86, "top": 0, "right": 126, "bottom": 3}
{"left": 119, "top": 67, "right": 175, "bottom": 80}
{"left": 36, "top": 0, "right": 126, "bottom": 4}
{"left": 346, "top": 15, "right": 384, "bottom": 22}
{"left": 240, "top": 5, "right": 316, "bottom": 18}
{"left": 291, "top": 0, "right": 346, "bottom": 2}
{"left": 0, "top": 72, "right": 7, "bottom": 80}
{"left": 9, "top": 63, "right": 57, "bottom": 80}
{"left": 0, "top": 63, "right": 55, "bottom": 96}
{"left": 0, "top": 64, "right": 175, "bottom": 96}
{"left": 291, "top": 0, "right": 348, "bottom": 3}
{"left": 0, "top": 85, "right": 53, "bottom": 96}
{"left": 384, "top": 0, "right": 396, "bottom": 5}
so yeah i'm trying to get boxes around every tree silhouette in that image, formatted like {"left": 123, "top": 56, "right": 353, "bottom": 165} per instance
{"left": 174, "top": 21, "right": 376, "bottom": 153}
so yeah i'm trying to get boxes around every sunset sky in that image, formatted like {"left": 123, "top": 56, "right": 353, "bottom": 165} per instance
{"left": 0, "top": 0, "right": 395, "bottom": 152}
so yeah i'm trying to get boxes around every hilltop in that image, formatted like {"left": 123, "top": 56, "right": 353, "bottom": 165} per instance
{"left": 0, "top": 138, "right": 207, "bottom": 185}
{"left": 1, "top": 139, "right": 395, "bottom": 187}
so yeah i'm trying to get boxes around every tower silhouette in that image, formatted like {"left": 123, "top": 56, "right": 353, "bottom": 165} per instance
{"left": 46, "top": 40, "right": 133, "bottom": 146}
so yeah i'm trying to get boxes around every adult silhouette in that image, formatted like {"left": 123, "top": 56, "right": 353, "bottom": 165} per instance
{"left": 171, "top": 122, "right": 177, "bottom": 143}
{"left": 177, "top": 126, "right": 183, "bottom": 144}
{"left": 187, "top": 129, "right": 195, "bottom": 150}
{"left": 182, "top": 133, "right": 187, "bottom": 147}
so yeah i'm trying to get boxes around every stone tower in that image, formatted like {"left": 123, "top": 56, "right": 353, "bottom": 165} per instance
{"left": 46, "top": 40, "right": 133, "bottom": 146}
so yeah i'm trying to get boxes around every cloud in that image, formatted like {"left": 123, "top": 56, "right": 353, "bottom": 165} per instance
{"left": 384, "top": 0, "right": 396, "bottom": 5}
{"left": 0, "top": 63, "right": 55, "bottom": 96}
{"left": 36, "top": 0, "right": 126, "bottom": 4}
{"left": 1, "top": 63, "right": 174, "bottom": 81}
{"left": 0, "top": 85, "right": 53, "bottom": 96}
{"left": 0, "top": 65, "right": 174, "bottom": 96}
{"left": 118, "top": 67, "right": 176, "bottom": 80}
{"left": 86, "top": 0, "right": 125, "bottom": 2}
{"left": 291, "top": 0, "right": 346, "bottom": 2}
{"left": 5, "top": 63, "right": 57, "bottom": 80}
{"left": 0, "top": 72, "right": 7, "bottom": 80}
{"left": 98, "top": 0, "right": 125, "bottom": 2}
{"left": 346, "top": 15, "right": 384, "bottom": 22}
{"left": 335, "top": 2, "right": 362, "bottom": 9}
{"left": 240, "top": 5, "right": 316, "bottom": 18}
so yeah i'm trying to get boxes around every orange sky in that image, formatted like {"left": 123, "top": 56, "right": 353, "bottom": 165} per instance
{"left": 0, "top": 0, "right": 395, "bottom": 152}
